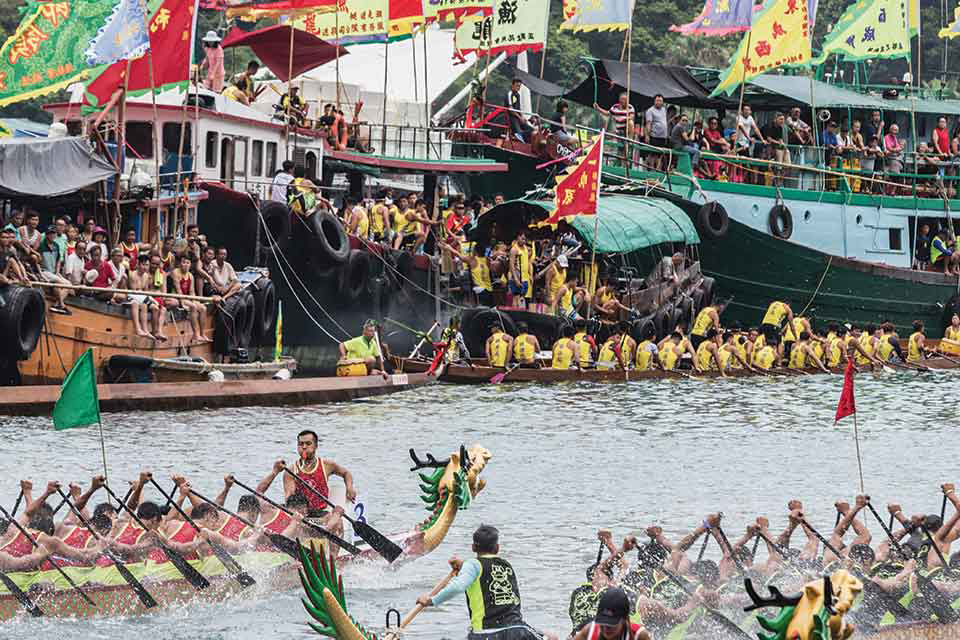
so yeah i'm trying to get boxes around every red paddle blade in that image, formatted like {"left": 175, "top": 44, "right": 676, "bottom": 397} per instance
{"left": 489, "top": 372, "right": 506, "bottom": 384}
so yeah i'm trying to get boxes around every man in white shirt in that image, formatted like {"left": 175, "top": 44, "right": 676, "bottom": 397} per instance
{"left": 271, "top": 160, "right": 295, "bottom": 204}
{"left": 64, "top": 241, "right": 88, "bottom": 285}
{"left": 735, "top": 104, "right": 766, "bottom": 184}
{"left": 210, "top": 247, "right": 242, "bottom": 297}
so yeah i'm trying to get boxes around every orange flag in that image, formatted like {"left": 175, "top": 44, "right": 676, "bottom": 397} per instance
{"left": 544, "top": 133, "right": 603, "bottom": 225}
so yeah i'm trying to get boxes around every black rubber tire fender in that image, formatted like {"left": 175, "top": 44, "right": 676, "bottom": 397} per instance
{"left": 631, "top": 316, "right": 657, "bottom": 343}
{"left": 697, "top": 202, "right": 729, "bottom": 239}
{"left": 338, "top": 250, "right": 372, "bottom": 302}
{"left": 463, "top": 308, "right": 517, "bottom": 357}
{"left": 214, "top": 291, "right": 254, "bottom": 354}
{"left": 389, "top": 250, "right": 416, "bottom": 291}
{"left": 370, "top": 276, "right": 392, "bottom": 320}
{"left": 653, "top": 307, "right": 672, "bottom": 340}
{"left": 307, "top": 210, "right": 350, "bottom": 266}
{"left": 107, "top": 354, "right": 154, "bottom": 369}
{"left": 0, "top": 285, "right": 44, "bottom": 360}
{"left": 768, "top": 204, "right": 793, "bottom": 239}
{"left": 259, "top": 201, "right": 293, "bottom": 253}
{"left": 700, "top": 277, "right": 716, "bottom": 307}
{"left": 251, "top": 278, "right": 277, "bottom": 342}
{"left": 235, "top": 288, "right": 256, "bottom": 349}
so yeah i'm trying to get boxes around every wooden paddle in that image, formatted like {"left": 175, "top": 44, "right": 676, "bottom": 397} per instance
{"left": 283, "top": 466, "right": 402, "bottom": 562}
{"left": 714, "top": 524, "right": 746, "bottom": 575}
{"left": 54, "top": 487, "right": 158, "bottom": 609}
{"left": 0, "top": 503, "right": 96, "bottom": 608}
{"left": 490, "top": 362, "right": 522, "bottom": 384}
{"left": 186, "top": 487, "right": 301, "bottom": 560}
{"left": 148, "top": 478, "right": 256, "bottom": 588}
{"left": 229, "top": 477, "right": 361, "bottom": 555}
{"left": 102, "top": 483, "right": 211, "bottom": 591}
{"left": 659, "top": 566, "right": 753, "bottom": 640}
{"left": 397, "top": 561, "right": 460, "bottom": 631}
{"left": 933, "top": 350, "right": 960, "bottom": 366}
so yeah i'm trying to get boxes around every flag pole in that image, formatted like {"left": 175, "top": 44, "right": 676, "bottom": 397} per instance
{"left": 852, "top": 412, "right": 864, "bottom": 493}
{"left": 584, "top": 131, "right": 603, "bottom": 322}
{"left": 97, "top": 418, "right": 109, "bottom": 484}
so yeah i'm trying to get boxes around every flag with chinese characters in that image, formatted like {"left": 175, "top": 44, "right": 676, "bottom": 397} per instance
{"left": 0, "top": 0, "right": 125, "bottom": 107}
{"left": 813, "top": 0, "right": 910, "bottom": 63}
{"left": 671, "top": 0, "right": 754, "bottom": 36}
{"left": 711, "top": 0, "right": 810, "bottom": 96}
{"left": 294, "top": 0, "right": 388, "bottom": 45}
{"left": 940, "top": 4, "right": 960, "bottom": 38}
{"left": 422, "top": 0, "right": 493, "bottom": 23}
{"left": 389, "top": 0, "right": 423, "bottom": 38}
{"left": 84, "top": 0, "right": 150, "bottom": 65}
{"left": 225, "top": 0, "right": 336, "bottom": 19}
{"left": 559, "top": 0, "right": 632, "bottom": 31}
{"left": 543, "top": 133, "right": 603, "bottom": 225}
{"left": 453, "top": 0, "right": 549, "bottom": 60}
{"left": 85, "top": 0, "right": 199, "bottom": 108}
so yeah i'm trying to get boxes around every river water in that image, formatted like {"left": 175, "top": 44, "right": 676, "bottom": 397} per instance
{"left": 0, "top": 370, "right": 957, "bottom": 639}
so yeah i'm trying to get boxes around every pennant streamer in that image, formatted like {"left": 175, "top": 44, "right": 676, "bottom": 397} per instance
{"left": 453, "top": 0, "right": 549, "bottom": 60}
{"left": 711, "top": 0, "right": 810, "bottom": 96}
{"left": 558, "top": 0, "right": 632, "bottom": 32}
{"left": 84, "top": 0, "right": 150, "bottom": 65}
{"left": 422, "top": 0, "right": 493, "bottom": 23}
{"left": 225, "top": 0, "right": 336, "bottom": 20}
{"left": 543, "top": 133, "right": 603, "bottom": 225}
{"left": 671, "top": 0, "right": 754, "bottom": 37}
{"left": 813, "top": 0, "right": 910, "bottom": 63}
{"left": 941, "top": 5, "right": 960, "bottom": 38}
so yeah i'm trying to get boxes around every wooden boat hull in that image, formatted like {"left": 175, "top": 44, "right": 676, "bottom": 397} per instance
{"left": 394, "top": 357, "right": 960, "bottom": 384}
{"left": 149, "top": 356, "right": 298, "bottom": 382}
{"left": 864, "top": 623, "right": 960, "bottom": 638}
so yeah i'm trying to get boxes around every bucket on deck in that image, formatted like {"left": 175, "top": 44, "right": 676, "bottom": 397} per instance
{"left": 336, "top": 359, "right": 368, "bottom": 377}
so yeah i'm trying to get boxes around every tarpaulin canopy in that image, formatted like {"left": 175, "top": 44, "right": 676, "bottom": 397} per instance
{"left": 0, "top": 137, "right": 116, "bottom": 197}
{"left": 745, "top": 74, "right": 890, "bottom": 110}
{"left": 504, "top": 64, "right": 567, "bottom": 98}
{"left": 471, "top": 195, "right": 698, "bottom": 253}
{"left": 222, "top": 25, "right": 347, "bottom": 82}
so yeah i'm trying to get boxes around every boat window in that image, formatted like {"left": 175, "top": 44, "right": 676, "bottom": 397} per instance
{"left": 125, "top": 121, "right": 153, "bottom": 159}
{"left": 251, "top": 140, "right": 263, "bottom": 176}
{"left": 206, "top": 132, "right": 218, "bottom": 168}
{"left": 162, "top": 123, "right": 192, "bottom": 156}
{"left": 65, "top": 120, "right": 82, "bottom": 136}
{"left": 266, "top": 142, "right": 277, "bottom": 175}
{"left": 889, "top": 228, "right": 902, "bottom": 251}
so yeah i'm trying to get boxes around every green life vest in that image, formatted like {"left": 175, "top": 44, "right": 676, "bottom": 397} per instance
{"left": 465, "top": 556, "right": 523, "bottom": 632}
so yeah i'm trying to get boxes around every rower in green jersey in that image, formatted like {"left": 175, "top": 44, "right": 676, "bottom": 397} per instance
{"left": 416, "top": 525, "right": 543, "bottom": 640}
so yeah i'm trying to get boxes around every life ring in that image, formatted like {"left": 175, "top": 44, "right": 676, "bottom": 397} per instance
{"left": 214, "top": 291, "right": 254, "bottom": 354}
{"left": 697, "top": 202, "right": 729, "bottom": 239}
{"left": 700, "top": 277, "right": 716, "bottom": 307}
{"left": 0, "top": 285, "right": 44, "bottom": 360}
{"left": 768, "top": 204, "right": 793, "bottom": 239}
{"left": 307, "top": 210, "right": 350, "bottom": 266}
{"left": 251, "top": 278, "right": 277, "bottom": 342}
{"left": 338, "top": 250, "right": 372, "bottom": 302}
{"left": 259, "top": 201, "right": 292, "bottom": 253}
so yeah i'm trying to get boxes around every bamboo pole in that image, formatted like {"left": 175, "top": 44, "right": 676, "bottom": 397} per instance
{"left": 335, "top": 9, "right": 342, "bottom": 110}
{"left": 286, "top": 21, "right": 296, "bottom": 161}
{"left": 381, "top": 37, "right": 389, "bottom": 152}
{"left": 30, "top": 280, "right": 219, "bottom": 304}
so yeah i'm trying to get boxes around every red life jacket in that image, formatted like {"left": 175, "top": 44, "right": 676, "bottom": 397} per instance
{"left": 149, "top": 521, "right": 198, "bottom": 562}
{"left": 0, "top": 531, "right": 33, "bottom": 558}
{"left": 257, "top": 510, "right": 292, "bottom": 550}
{"left": 295, "top": 458, "right": 330, "bottom": 512}
{"left": 218, "top": 515, "right": 248, "bottom": 542}
{"left": 587, "top": 621, "right": 645, "bottom": 640}
{"left": 59, "top": 526, "right": 95, "bottom": 567}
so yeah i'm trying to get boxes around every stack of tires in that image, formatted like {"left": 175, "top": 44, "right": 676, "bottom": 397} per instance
{"left": 213, "top": 276, "right": 279, "bottom": 356}
{"left": 0, "top": 285, "right": 44, "bottom": 361}
{"left": 629, "top": 276, "right": 715, "bottom": 343}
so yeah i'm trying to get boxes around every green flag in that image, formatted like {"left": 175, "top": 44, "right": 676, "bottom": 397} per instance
{"left": 813, "top": 0, "right": 911, "bottom": 64}
{"left": 53, "top": 348, "right": 100, "bottom": 430}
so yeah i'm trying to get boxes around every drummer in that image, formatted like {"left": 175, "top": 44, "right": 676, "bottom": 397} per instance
{"left": 338, "top": 320, "right": 383, "bottom": 374}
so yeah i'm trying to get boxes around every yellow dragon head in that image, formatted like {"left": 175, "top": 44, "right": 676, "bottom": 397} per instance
{"left": 746, "top": 569, "right": 862, "bottom": 640}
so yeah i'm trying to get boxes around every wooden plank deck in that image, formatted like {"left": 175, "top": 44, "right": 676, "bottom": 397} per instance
{"left": 0, "top": 374, "right": 431, "bottom": 416}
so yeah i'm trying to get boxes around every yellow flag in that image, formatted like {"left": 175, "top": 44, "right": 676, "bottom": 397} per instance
{"left": 711, "top": 0, "right": 811, "bottom": 96}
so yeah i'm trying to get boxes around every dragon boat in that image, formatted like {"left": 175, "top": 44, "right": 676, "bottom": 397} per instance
{"left": 394, "top": 355, "right": 960, "bottom": 384}
{"left": 0, "top": 445, "right": 490, "bottom": 621}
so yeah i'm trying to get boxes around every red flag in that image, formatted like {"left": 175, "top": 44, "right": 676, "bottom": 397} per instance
{"left": 834, "top": 359, "right": 856, "bottom": 423}
{"left": 85, "top": 0, "right": 199, "bottom": 108}
{"left": 543, "top": 132, "right": 603, "bottom": 225}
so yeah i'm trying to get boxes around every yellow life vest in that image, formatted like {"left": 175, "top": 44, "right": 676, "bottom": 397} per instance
{"left": 854, "top": 333, "right": 874, "bottom": 365}
{"left": 877, "top": 336, "right": 895, "bottom": 361}
{"left": 471, "top": 257, "right": 492, "bottom": 292}
{"left": 441, "top": 328, "right": 460, "bottom": 362}
{"left": 488, "top": 332, "right": 511, "bottom": 367}
{"left": 659, "top": 342, "right": 680, "bottom": 369}
{"left": 762, "top": 301, "right": 788, "bottom": 327}
{"left": 396, "top": 209, "right": 420, "bottom": 235}
{"left": 620, "top": 336, "right": 636, "bottom": 364}
{"left": 946, "top": 326, "right": 960, "bottom": 342}
{"left": 783, "top": 317, "right": 806, "bottom": 343}
{"left": 691, "top": 307, "right": 717, "bottom": 337}
{"left": 811, "top": 340, "right": 825, "bottom": 363}
{"left": 352, "top": 207, "right": 369, "bottom": 238}
{"left": 598, "top": 338, "right": 621, "bottom": 365}
{"left": 599, "top": 288, "right": 614, "bottom": 306}
{"left": 513, "top": 334, "right": 536, "bottom": 363}
{"left": 789, "top": 343, "right": 808, "bottom": 368}
{"left": 754, "top": 345, "right": 777, "bottom": 370}
{"left": 826, "top": 337, "right": 843, "bottom": 367}
{"left": 636, "top": 340, "right": 655, "bottom": 370}
{"left": 288, "top": 177, "right": 315, "bottom": 215}
{"left": 370, "top": 205, "right": 386, "bottom": 236}
{"left": 548, "top": 267, "right": 566, "bottom": 307}
{"left": 551, "top": 339, "right": 575, "bottom": 369}
{"left": 558, "top": 287, "right": 574, "bottom": 316}
{"left": 733, "top": 339, "right": 748, "bottom": 369}
{"left": 751, "top": 335, "right": 766, "bottom": 364}
{"left": 572, "top": 331, "right": 593, "bottom": 367}
{"left": 908, "top": 331, "right": 923, "bottom": 362}
{"left": 696, "top": 341, "right": 715, "bottom": 370}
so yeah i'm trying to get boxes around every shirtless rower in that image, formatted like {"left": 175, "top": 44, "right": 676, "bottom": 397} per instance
{"left": 284, "top": 430, "right": 356, "bottom": 533}
{"left": 822, "top": 495, "right": 872, "bottom": 566}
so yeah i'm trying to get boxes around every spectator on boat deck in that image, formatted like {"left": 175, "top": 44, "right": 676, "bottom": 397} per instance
{"left": 736, "top": 105, "right": 765, "bottom": 184}
{"left": 279, "top": 87, "right": 307, "bottom": 126}
{"left": 38, "top": 226, "right": 71, "bottom": 313}
{"left": 171, "top": 255, "right": 210, "bottom": 342}
{"left": 933, "top": 116, "right": 951, "bottom": 159}
{"left": 862, "top": 110, "right": 885, "bottom": 148}
{"left": 91, "top": 227, "right": 109, "bottom": 262}
{"left": 849, "top": 120, "right": 866, "bottom": 192}
{"left": 643, "top": 95, "right": 669, "bottom": 169}
{"left": 270, "top": 160, "right": 295, "bottom": 204}
{"left": 884, "top": 124, "right": 905, "bottom": 194}
{"left": 670, "top": 113, "right": 701, "bottom": 168}
{"left": 108, "top": 247, "right": 129, "bottom": 300}
{"left": 915, "top": 223, "right": 932, "bottom": 270}
{"left": 17, "top": 210, "right": 41, "bottom": 261}
{"left": 80, "top": 217, "right": 95, "bottom": 244}
{"left": 317, "top": 103, "right": 336, "bottom": 130}
{"left": 65, "top": 224, "right": 79, "bottom": 256}
{"left": 210, "top": 247, "right": 241, "bottom": 298}
{"left": 195, "top": 246, "right": 215, "bottom": 295}
{"left": 822, "top": 121, "right": 840, "bottom": 190}
{"left": 64, "top": 240, "right": 87, "bottom": 285}
{"left": 0, "top": 226, "right": 28, "bottom": 285}
{"left": 156, "top": 235, "right": 175, "bottom": 273}
{"left": 762, "top": 111, "right": 789, "bottom": 167}
{"left": 84, "top": 245, "right": 119, "bottom": 301}
{"left": 494, "top": 193, "right": 505, "bottom": 206}
{"left": 505, "top": 77, "right": 533, "bottom": 143}
{"left": 128, "top": 253, "right": 165, "bottom": 340}
{"left": 549, "top": 100, "right": 577, "bottom": 147}
{"left": 232, "top": 60, "right": 262, "bottom": 103}
{"left": 931, "top": 229, "right": 960, "bottom": 275}
{"left": 786, "top": 107, "right": 812, "bottom": 145}
{"left": 199, "top": 31, "right": 225, "bottom": 93}
{"left": 702, "top": 117, "right": 729, "bottom": 179}
{"left": 53, "top": 217, "right": 68, "bottom": 257}
{"left": 863, "top": 135, "right": 883, "bottom": 192}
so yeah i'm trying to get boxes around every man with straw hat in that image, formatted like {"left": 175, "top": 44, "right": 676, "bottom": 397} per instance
{"left": 199, "top": 30, "right": 224, "bottom": 92}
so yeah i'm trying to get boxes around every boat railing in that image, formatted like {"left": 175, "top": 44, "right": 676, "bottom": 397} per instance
{"left": 323, "top": 121, "right": 496, "bottom": 162}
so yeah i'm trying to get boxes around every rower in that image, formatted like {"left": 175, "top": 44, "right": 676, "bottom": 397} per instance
{"left": 572, "top": 319, "right": 597, "bottom": 368}
{"left": 593, "top": 278, "right": 631, "bottom": 321}
{"left": 338, "top": 320, "right": 383, "bottom": 375}
{"left": 485, "top": 324, "right": 514, "bottom": 368}
{"left": 512, "top": 322, "right": 541, "bottom": 367}
{"left": 635, "top": 324, "right": 658, "bottom": 371}
{"left": 788, "top": 331, "right": 829, "bottom": 372}
{"left": 690, "top": 300, "right": 727, "bottom": 350}
{"left": 742, "top": 327, "right": 759, "bottom": 364}
{"left": 571, "top": 587, "right": 650, "bottom": 640}
{"left": 847, "top": 325, "right": 880, "bottom": 368}
{"left": 657, "top": 332, "right": 697, "bottom": 371}
{"left": 908, "top": 320, "right": 930, "bottom": 362}
{"left": 782, "top": 315, "right": 814, "bottom": 362}
{"left": 876, "top": 322, "right": 907, "bottom": 363}
{"left": 415, "top": 525, "right": 544, "bottom": 640}
{"left": 752, "top": 335, "right": 780, "bottom": 370}
{"left": 946, "top": 314, "right": 960, "bottom": 343}
{"left": 597, "top": 326, "right": 627, "bottom": 370}
{"left": 760, "top": 300, "right": 795, "bottom": 351}
{"left": 210, "top": 474, "right": 261, "bottom": 542}
{"left": 439, "top": 315, "right": 472, "bottom": 366}
{"left": 694, "top": 328, "right": 727, "bottom": 375}
{"left": 543, "top": 253, "right": 568, "bottom": 312}
{"left": 284, "top": 429, "right": 356, "bottom": 531}
{"left": 552, "top": 325, "right": 578, "bottom": 370}
{"left": 722, "top": 331, "right": 753, "bottom": 370}
{"left": 823, "top": 496, "right": 872, "bottom": 566}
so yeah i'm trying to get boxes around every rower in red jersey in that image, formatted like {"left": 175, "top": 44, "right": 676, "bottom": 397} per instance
{"left": 282, "top": 430, "right": 356, "bottom": 535}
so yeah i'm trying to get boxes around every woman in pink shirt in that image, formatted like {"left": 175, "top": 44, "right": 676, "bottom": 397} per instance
{"left": 200, "top": 31, "right": 225, "bottom": 92}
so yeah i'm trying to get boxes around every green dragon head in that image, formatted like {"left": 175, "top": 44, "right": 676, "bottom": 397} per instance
{"left": 746, "top": 570, "right": 862, "bottom": 640}
{"left": 299, "top": 542, "right": 380, "bottom": 640}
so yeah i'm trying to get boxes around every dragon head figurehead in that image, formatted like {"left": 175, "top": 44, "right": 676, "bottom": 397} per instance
{"left": 745, "top": 569, "right": 863, "bottom": 640}
{"left": 410, "top": 444, "right": 491, "bottom": 553}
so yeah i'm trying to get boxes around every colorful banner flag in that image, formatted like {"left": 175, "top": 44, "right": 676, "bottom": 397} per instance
{"left": 671, "top": 0, "right": 754, "bottom": 37}
{"left": 813, "top": 0, "right": 910, "bottom": 63}
{"left": 711, "top": 0, "right": 811, "bottom": 96}
{"left": 559, "top": 0, "right": 632, "bottom": 32}
{"left": 85, "top": 0, "right": 150, "bottom": 65}
{"left": 85, "top": 0, "right": 199, "bottom": 108}
{"left": 453, "top": 0, "right": 549, "bottom": 60}
{"left": 941, "top": 5, "right": 960, "bottom": 38}
{"left": 53, "top": 348, "right": 101, "bottom": 430}
{"left": 294, "top": 0, "right": 388, "bottom": 44}
{"left": 544, "top": 133, "right": 603, "bottom": 225}
{"left": 422, "top": 0, "right": 493, "bottom": 22}
{"left": 834, "top": 359, "right": 856, "bottom": 423}
{"left": 225, "top": 0, "right": 336, "bottom": 19}
{"left": 0, "top": 0, "right": 126, "bottom": 107}
{"left": 274, "top": 300, "right": 283, "bottom": 362}
{"left": 389, "top": 0, "right": 423, "bottom": 38}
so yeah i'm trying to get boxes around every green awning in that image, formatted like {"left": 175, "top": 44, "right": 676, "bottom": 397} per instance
{"left": 748, "top": 74, "right": 890, "bottom": 110}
